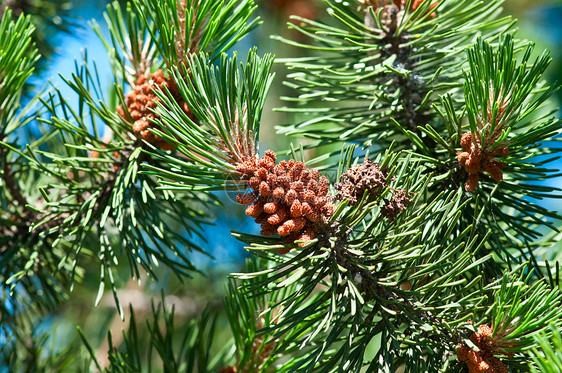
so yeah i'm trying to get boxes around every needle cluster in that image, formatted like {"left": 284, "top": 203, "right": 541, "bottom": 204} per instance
{"left": 359, "top": 0, "right": 437, "bottom": 22}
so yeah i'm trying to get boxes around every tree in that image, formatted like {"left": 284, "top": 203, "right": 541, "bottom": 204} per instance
{"left": 1, "top": 0, "right": 561, "bottom": 371}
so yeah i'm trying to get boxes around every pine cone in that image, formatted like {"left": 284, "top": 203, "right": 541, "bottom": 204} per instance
{"left": 235, "top": 150, "right": 333, "bottom": 253}
{"left": 117, "top": 69, "right": 194, "bottom": 150}
{"left": 335, "top": 158, "right": 411, "bottom": 220}
{"left": 457, "top": 131, "right": 508, "bottom": 191}
{"left": 457, "top": 324, "right": 510, "bottom": 373}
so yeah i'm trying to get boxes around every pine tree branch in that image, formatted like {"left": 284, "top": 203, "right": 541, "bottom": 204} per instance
{"left": 1, "top": 147, "right": 29, "bottom": 209}
{"left": 0, "top": 137, "right": 140, "bottom": 254}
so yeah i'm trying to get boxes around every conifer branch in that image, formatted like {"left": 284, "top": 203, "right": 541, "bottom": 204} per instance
{"left": 1, "top": 0, "right": 262, "bottom": 341}
{"left": 276, "top": 0, "right": 511, "bottom": 151}
{"left": 1, "top": 0, "right": 561, "bottom": 371}
{"left": 135, "top": 0, "right": 260, "bottom": 67}
{"left": 530, "top": 325, "right": 562, "bottom": 372}
{"left": 143, "top": 50, "right": 275, "bottom": 190}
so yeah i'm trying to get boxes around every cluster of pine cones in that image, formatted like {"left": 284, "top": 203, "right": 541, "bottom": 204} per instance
{"left": 117, "top": 69, "right": 193, "bottom": 150}
{"left": 457, "top": 324, "right": 512, "bottom": 373}
{"left": 457, "top": 132, "right": 509, "bottom": 192}
{"left": 236, "top": 150, "right": 334, "bottom": 254}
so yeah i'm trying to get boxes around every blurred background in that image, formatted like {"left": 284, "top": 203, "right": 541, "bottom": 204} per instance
{"left": 1, "top": 0, "right": 561, "bottom": 370}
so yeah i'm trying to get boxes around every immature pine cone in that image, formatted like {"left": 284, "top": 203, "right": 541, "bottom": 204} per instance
{"left": 457, "top": 324, "right": 511, "bottom": 373}
{"left": 235, "top": 150, "right": 333, "bottom": 254}
{"left": 117, "top": 69, "right": 194, "bottom": 150}
{"left": 335, "top": 158, "right": 411, "bottom": 221}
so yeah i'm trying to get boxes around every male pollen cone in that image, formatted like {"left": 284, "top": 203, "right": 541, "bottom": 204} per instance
{"left": 235, "top": 150, "right": 333, "bottom": 254}
{"left": 117, "top": 69, "right": 194, "bottom": 150}
{"left": 457, "top": 324, "right": 512, "bottom": 373}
